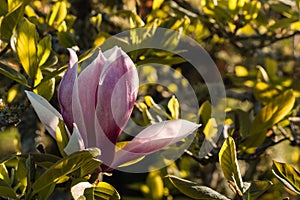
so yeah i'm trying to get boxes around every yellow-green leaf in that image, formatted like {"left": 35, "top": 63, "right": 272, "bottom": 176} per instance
{"left": 242, "top": 90, "right": 295, "bottom": 150}
{"left": 198, "top": 101, "right": 212, "bottom": 125}
{"left": 0, "top": 163, "right": 10, "bottom": 184}
{"left": 84, "top": 181, "right": 120, "bottom": 200}
{"left": 37, "top": 35, "right": 52, "bottom": 67}
{"left": 34, "top": 77, "right": 55, "bottom": 100}
{"left": 203, "top": 118, "right": 218, "bottom": 140}
{"left": 55, "top": 119, "right": 68, "bottom": 157}
{"left": 219, "top": 136, "right": 243, "bottom": 192}
{"left": 153, "top": 0, "right": 164, "bottom": 10}
{"left": 146, "top": 170, "right": 164, "bottom": 200}
{"left": 16, "top": 18, "right": 38, "bottom": 80}
{"left": 168, "top": 95, "right": 180, "bottom": 119}
{"left": 47, "top": 1, "right": 67, "bottom": 27}
{"left": 272, "top": 160, "right": 300, "bottom": 194}
{"left": 32, "top": 150, "right": 101, "bottom": 195}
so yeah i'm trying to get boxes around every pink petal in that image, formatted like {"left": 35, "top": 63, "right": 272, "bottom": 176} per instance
{"left": 111, "top": 119, "right": 200, "bottom": 168}
{"left": 25, "top": 91, "right": 62, "bottom": 139}
{"left": 58, "top": 48, "right": 78, "bottom": 131}
{"left": 95, "top": 46, "right": 138, "bottom": 146}
{"left": 74, "top": 50, "right": 106, "bottom": 147}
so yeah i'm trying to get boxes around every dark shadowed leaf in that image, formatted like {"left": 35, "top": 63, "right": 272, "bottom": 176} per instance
{"left": 167, "top": 175, "right": 230, "bottom": 200}
{"left": 57, "top": 31, "right": 76, "bottom": 48}
{"left": 0, "top": 179, "right": 16, "bottom": 199}
{"left": 0, "top": 2, "right": 24, "bottom": 41}
{"left": 272, "top": 160, "right": 300, "bottom": 194}
{"left": 0, "top": 62, "right": 30, "bottom": 88}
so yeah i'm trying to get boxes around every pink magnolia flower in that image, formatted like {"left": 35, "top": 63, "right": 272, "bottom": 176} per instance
{"left": 25, "top": 46, "right": 200, "bottom": 170}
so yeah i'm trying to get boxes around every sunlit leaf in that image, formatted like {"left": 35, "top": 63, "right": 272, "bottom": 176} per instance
{"left": 40, "top": 50, "right": 58, "bottom": 69}
{"left": 31, "top": 150, "right": 101, "bottom": 195}
{"left": 219, "top": 136, "right": 243, "bottom": 192}
{"left": 55, "top": 119, "right": 68, "bottom": 157}
{"left": 203, "top": 118, "right": 218, "bottom": 140}
{"left": 146, "top": 170, "right": 164, "bottom": 200}
{"left": 153, "top": 0, "right": 164, "bottom": 10}
{"left": 198, "top": 101, "right": 212, "bottom": 125}
{"left": 167, "top": 175, "right": 230, "bottom": 200}
{"left": 15, "top": 157, "right": 27, "bottom": 196}
{"left": 84, "top": 182, "right": 120, "bottom": 200}
{"left": 0, "top": 163, "right": 10, "bottom": 184}
{"left": 47, "top": 1, "right": 67, "bottom": 27}
{"left": 16, "top": 18, "right": 38, "bottom": 81}
{"left": 34, "top": 77, "right": 55, "bottom": 100}
{"left": 37, "top": 35, "right": 52, "bottom": 67}
{"left": 272, "top": 160, "right": 300, "bottom": 194}
{"left": 242, "top": 90, "right": 295, "bottom": 150}
{"left": 168, "top": 95, "right": 180, "bottom": 119}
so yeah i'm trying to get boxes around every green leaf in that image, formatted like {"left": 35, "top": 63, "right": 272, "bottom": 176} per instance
{"left": 0, "top": 0, "right": 8, "bottom": 16}
{"left": 16, "top": 18, "right": 38, "bottom": 80}
{"left": 34, "top": 77, "right": 55, "bottom": 100}
{"left": 57, "top": 31, "right": 76, "bottom": 48}
{"left": 198, "top": 101, "right": 212, "bottom": 125}
{"left": 37, "top": 182, "right": 56, "bottom": 200}
{"left": 272, "top": 160, "right": 300, "bottom": 194}
{"left": 166, "top": 175, "right": 230, "bottom": 200}
{"left": 219, "top": 136, "right": 243, "bottom": 192}
{"left": 31, "top": 150, "right": 101, "bottom": 195}
{"left": 55, "top": 119, "right": 69, "bottom": 157}
{"left": 0, "top": 2, "right": 24, "bottom": 41}
{"left": 0, "top": 163, "right": 10, "bottom": 184}
{"left": 245, "top": 180, "right": 273, "bottom": 200}
{"left": 20, "top": 153, "right": 61, "bottom": 169}
{"left": 168, "top": 95, "right": 180, "bottom": 119}
{"left": 37, "top": 35, "right": 52, "bottom": 67}
{"left": 0, "top": 62, "right": 30, "bottom": 87}
{"left": 47, "top": 1, "right": 67, "bottom": 27}
{"left": 146, "top": 170, "right": 164, "bottom": 200}
{"left": 15, "top": 157, "right": 27, "bottom": 196}
{"left": 84, "top": 182, "right": 120, "bottom": 200}
{"left": 0, "top": 179, "right": 16, "bottom": 199}
{"left": 242, "top": 90, "right": 295, "bottom": 150}
{"left": 40, "top": 50, "right": 58, "bottom": 69}
{"left": 203, "top": 118, "right": 218, "bottom": 140}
